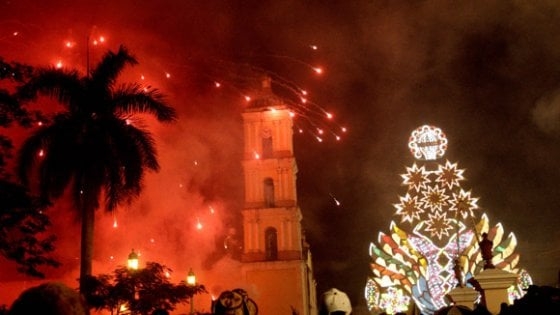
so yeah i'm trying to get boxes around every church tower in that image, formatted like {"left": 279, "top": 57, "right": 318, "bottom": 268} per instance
{"left": 240, "top": 77, "right": 317, "bottom": 315}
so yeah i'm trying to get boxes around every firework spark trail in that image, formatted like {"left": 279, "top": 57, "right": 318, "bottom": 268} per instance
{"left": 169, "top": 53, "right": 347, "bottom": 143}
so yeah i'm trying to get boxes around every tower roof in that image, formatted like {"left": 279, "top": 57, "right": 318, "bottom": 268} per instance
{"left": 245, "top": 76, "right": 288, "bottom": 112}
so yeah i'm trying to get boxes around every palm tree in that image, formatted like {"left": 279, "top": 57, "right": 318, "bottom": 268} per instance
{"left": 16, "top": 45, "right": 176, "bottom": 291}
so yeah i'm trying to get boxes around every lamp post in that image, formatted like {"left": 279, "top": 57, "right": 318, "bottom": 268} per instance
{"left": 187, "top": 268, "right": 196, "bottom": 315}
{"left": 126, "top": 249, "right": 140, "bottom": 315}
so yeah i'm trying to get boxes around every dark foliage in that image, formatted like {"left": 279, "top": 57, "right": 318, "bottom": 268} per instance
{"left": 0, "top": 58, "right": 58, "bottom": 278}
{"left": 83, "top": 262, "right": 205, "bottom": 315}
{"left": 0, "top": 181, "right": 59, "bottom": 277}
{"left": 0, "top": 59, "right": 47, "bottom": 178}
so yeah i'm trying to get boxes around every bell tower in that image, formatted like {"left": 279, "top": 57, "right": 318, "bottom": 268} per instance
{"left": 240, "top": 77, "right": 317, "bottom": 315}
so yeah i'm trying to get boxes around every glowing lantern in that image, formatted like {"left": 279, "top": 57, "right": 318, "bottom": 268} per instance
{"left": 127, "top": 249, "right": 139, "bottom": 270}
{"left": 187, "top": 268, "right": 196, "bottom": 286}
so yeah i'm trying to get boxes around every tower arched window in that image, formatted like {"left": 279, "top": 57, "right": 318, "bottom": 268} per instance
{"left": 265, "top": 227, "right": 278, "bottom": 261}
{"left": 264, "top": 177, "right": 275, "bottom": 207}
{"left": 262, "top": 133, "right": 273, "bottom": 159}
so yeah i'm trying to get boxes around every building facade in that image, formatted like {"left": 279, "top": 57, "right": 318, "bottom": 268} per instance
{"left": 239, "top": 77, "right": 317, "bottom": 315}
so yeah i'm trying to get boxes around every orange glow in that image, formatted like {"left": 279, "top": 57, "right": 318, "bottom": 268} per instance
{"left": 214, "top": 82, "right": 221, "bottom": 87}
{"left": 244, "top": 95, "right": 251, "bottom": 102}
{"left": 289, "top": 112, "right": 295, "bottom": 117}
{"left": 12, "top": 31, "right": 18, "bottom": 36}
{"left": 165, "top": 72, "right": 171, "bottom": 78}
{"left": 326, "top": 112, "right": 333, "bottom": 119}
{"left": 310, "top": 45, "right": 318, "bottom": 50}
{"left": 253, "top": 151, "right": 260, "bottom": 159}
{"left": 313, "top": 67, "right": 323, "bottom": 74}
{"left": 64, "top": 41, "right": 75, "bottom": 48}
{"left": 316, "top": 136, "right": 323, "bottom": 142}
{"left": 196, "top": 218, "right": 203, "bottom": 230}
{"left": 38, "top": 149, "right": 44, "bottom": 157}
{"left": 341, "top": 127, "right": 347, "bottom": 132}
{"left": 300, "top": 97, "right": 307, "bottom": 103}
{"left": 317, "top": 128, "right": 324, "bottom": 135}
{"left": 55, "top": 60, "right": 63, "bottom": 69}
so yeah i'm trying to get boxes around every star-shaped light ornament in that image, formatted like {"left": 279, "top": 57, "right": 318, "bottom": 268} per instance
{"left": 449, "top": 190, "right": 478, "bottom": 219}
{"left": 401, "top": 164, "right": 430, "bottom": 192}
{"left": 436, "top": 161, "right": 465, "bottom": 190}
{"left": 394, "top": 193, "right": 424, "bottom": 223}
{"left": 423, "top": 211, "right": 454, "bottom": 239}
{"left": 420, "top": 185, "right": 449, "bottom": 213}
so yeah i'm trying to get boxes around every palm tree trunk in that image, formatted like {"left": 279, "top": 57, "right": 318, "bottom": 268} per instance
{"left": 79, "top": 204, "right": 95, "bottom": 292}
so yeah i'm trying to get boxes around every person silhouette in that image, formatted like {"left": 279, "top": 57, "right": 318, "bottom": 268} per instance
{"left": 8, "top": 282, "right": 88, "bottom": 315}
{"left": 479, "top": 232, "right": 494, "bottom": 269}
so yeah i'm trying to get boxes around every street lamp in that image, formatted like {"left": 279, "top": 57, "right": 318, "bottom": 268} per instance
{"left": 187, "top": 268, "right": 196, "bottom": 315}
{"left": 126, "top": 249, "right": 140, "bottom": 315}
{"left": 128, "top": 249, "right": 139, "bottom": 270}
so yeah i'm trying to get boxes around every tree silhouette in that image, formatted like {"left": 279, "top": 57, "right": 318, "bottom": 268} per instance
{"left": 0, "top": 58, "right": 58, "bottom": 278}
{"left": 16, "top": 46, "right": 176, "bottom": 291}
{"left": 83, "top": 262, "right": 205, "bottom": 315}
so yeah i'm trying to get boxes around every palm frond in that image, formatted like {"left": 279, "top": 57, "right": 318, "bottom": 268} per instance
{"left": 17, "top": 129, "right": 48, "bottom": 187}
{"left": 90, "top": 45, "right": 137, "bottom": 89}
{"left": 17, "top": 68, "right": 82, "bottom": 105}
{"left": 113, "top": 84, "right": 176, "bottom": 122}
{"left": 125, "top": 125, "right": 159, "bottom": 171}
{"left": 102, "top": 120, "right": 145, "bottom": 210}
{"left": 104, "top": 166, "right": 125, "bottom": 211}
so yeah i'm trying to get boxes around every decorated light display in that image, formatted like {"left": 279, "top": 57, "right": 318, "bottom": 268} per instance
{"left": 378, "top": 287, "right": 410, "bottom": 314}
{"left": 365, "top": 125, "right": 532, "bottom": 314}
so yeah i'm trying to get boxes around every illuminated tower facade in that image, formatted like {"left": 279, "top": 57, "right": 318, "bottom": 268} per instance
{"left": 240, "top": 78, "right": 317, "bottom": 315}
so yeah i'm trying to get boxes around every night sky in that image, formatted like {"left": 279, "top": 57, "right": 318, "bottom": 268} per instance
{"left": 2, "top": 1, "right": 560, "bottom": 313}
